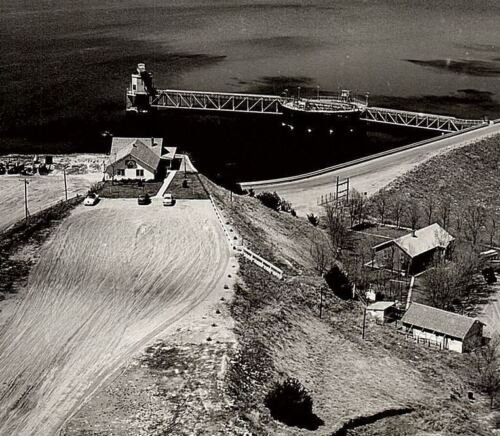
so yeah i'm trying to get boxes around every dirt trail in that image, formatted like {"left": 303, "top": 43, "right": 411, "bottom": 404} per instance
{"left": 0, "top": 199, "right": 230, "bottom": 436}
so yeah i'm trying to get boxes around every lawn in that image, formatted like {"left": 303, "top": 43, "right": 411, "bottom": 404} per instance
{"left": 98, "top": 180, "right": 163, "bottom": 198}
{"left": 166, "top": 172, "right": 209, "bottom": 200}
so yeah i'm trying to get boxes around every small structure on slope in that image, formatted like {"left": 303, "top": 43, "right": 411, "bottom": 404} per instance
{"left": 372, "top": 223, "right": 454, "bottom": 275}
{"left": 401, "top": 303, "right": 484, "bottom": 353}
{"left": 366, "top": 301, "right": 396, "bottom": 324}
{"left": 105, "top": 137, "right": 177, "bottom": 181}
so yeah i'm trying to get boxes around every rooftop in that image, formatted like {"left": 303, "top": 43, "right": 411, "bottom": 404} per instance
{"left": 374, "top": 223, "right": 454, "bottom": 258}
{"left": 367, "top": 301, "right": 395, "bottom": 311}
{"left": 108, "top": 137, "right": 164, "bottom": 173}
{"left": 401, "top": 303, "right": 481, "bottom": 339}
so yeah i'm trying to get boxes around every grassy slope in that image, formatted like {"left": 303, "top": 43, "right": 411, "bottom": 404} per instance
{"left": 205, "top": 176, "right": 493, "bottom": 435}
{"left": 369, "top": 135, "right": 500, "bottom": 244}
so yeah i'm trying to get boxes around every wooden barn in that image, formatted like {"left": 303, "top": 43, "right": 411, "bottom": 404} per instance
{"left": 372, "top": 223, "right": 454, "bottom": 275}
{"left": 401, "top": 303, "right": 484, "bottom": 353}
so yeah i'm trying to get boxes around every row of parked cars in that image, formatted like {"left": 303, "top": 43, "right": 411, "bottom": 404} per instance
{"left": 83, "top": 192, "right": 175, "bottom": 207}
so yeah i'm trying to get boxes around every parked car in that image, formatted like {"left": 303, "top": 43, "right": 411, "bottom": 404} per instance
{"left": 138, "top": 193, "right": 151, "bottom": 205}
{"left": 84, "top": 193, "right": 99, "bottom": 206}
{"left": 162, "top": 193, "right": 175, "bottom": 206}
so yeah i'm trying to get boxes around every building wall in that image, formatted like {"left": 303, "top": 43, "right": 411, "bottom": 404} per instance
{"left": 105, "top": 156, "right": 156, "bottom": 180}
{"left": 462, "top": 322, "right": 483, "bottom": 352}
{"left": 367, "top": 309, "right": 385, "bottom": 323}
{"left": 405, "top": 326, "right": 464, "bottom": 353}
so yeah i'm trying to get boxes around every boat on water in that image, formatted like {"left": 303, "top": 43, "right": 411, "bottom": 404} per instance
{"left": 279, "top": 90, "right": 367, "bottom": 136}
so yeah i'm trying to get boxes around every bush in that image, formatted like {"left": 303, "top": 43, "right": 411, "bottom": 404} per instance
{"left": 248, "top": 188, "right": 255, "bottom": 197}
{"left": 307, "top": 213, "right": 319, "bottom": 226}
{"left": 324, "top": 264, "right": 352, "bottom": 299}
{"left": 483, "top": 267, "right": 497, "bottom": 284}
{"left": 257, "top": 191, "right": 283, "bottom": 211}
{"left": 265, "top": 378, "right": 323, "bottom": 430}
{"left": 182, "top": 179, "right": 189, "bottom": 188}
{"left": 290, "top": 208, "right": 297, "bottom": 217}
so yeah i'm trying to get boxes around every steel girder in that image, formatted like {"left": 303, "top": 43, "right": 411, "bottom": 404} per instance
{"left": 361, "top": 107, "right": 484, "bottom": 132}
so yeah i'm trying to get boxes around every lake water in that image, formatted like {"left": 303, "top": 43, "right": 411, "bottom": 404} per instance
{"left": 1, "top": 0, "right": 499, "bottom": 180}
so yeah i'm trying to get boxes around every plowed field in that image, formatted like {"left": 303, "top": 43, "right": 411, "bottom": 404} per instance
{"left": 0, "top": 199, "right": 230, "bottom": 435}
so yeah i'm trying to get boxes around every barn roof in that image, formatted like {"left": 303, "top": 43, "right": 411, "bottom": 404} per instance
{"left": 107, "top": 137, "right": 164, "bottom": 173}
{"left": 374, "top": 223, "right": 454, "bottom": 259}
{"left": 401, "top": 303, "right": 481, "bottom": 340}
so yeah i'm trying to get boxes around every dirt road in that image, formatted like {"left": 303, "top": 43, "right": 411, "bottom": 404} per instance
{"left": 0, "top": 199, "right": 230, "bottom": 435}
{"left": 243, "top": 123, "right": 500, "bottom": 215}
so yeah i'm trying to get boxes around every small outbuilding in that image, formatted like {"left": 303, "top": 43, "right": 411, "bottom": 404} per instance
{"left": 366, "top": 301, "right": 396, "bottom": 324}
{"left": 104, "top": 137, "right": 177, "bottom": 181}
{"left": 401, "top": 303, "right": 484, "bottom": 353}
{"left": 372, "top": 223, "right": 454, "bottom": 275}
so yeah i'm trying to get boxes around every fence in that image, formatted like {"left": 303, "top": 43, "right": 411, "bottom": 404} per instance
{"left": 208, "top": 194, "right": 284, "bottom": 280}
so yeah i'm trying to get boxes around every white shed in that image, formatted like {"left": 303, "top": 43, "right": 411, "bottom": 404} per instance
{"left": 366, "top": 301, "right": 396, "bottom": 324}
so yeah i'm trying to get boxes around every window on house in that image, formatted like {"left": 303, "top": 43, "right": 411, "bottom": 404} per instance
{"left": 116, "top": 169, "right": 125, "bottom": 176}
{"left": 136, "top": 169, "right": 144, "bottom": 177}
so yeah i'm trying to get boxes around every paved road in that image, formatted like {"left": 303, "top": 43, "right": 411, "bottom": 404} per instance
{"left": 243, "top": 123, "right": 500, "bottom": 216}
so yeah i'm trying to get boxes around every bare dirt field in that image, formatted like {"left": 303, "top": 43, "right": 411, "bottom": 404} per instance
{"left": 0, "top": 199, "right": 230, "bottom": 435}
{"left": 0, "top": 155, "right": 105, "bottom": 232}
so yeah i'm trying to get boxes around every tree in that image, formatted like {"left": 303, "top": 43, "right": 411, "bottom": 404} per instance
{"left": 471, "top": 335, "right": 500, "bottom": 409}
{"left": 323, "top": 203, "right": 350, "bottom": 260}
{"left": 463, "top": 203, "right": 487, "bottom": 247}
{"left": 424, "top": 195, "right": 436, "bottom": 226}
{"left": 324, "top": 264, "right": 352, "bottom": 299}
{"left": 375, "top": 188, "right": 388, "bottom": 225}
{"left": 392, "top": 195, "right": 405, "bottom": 228}
{"left": 422, "top": 251, "right": 482, "bottom": 310}
{"left": 309, "top": 231, "right": 330, "bottom": 276}
{"left": 406, "top": 199, "right": 420, "bottom": 234}
{"left": 437, "top": 195, "right": 452, "bottom": 230}
{"left": 486, "top": 214, "right": 498, "bottom": 247}
{"left": 348, "top": 189, "right": 367, "bottom": 227}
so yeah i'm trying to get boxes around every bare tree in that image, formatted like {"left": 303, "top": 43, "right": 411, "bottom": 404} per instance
{"left": 471, "top": 335, "right": 500, "bottom": 409}
{"left": 309, "top": 230, "right": 331, "bottom": 276}
{"left": 348, "top": 189, "right": 367, "bottom": 228}
{"left": 486, "top": 214, "right": 498, "bottom": 247}
{"left": 463, "top": 203, "right": 487, "bottom": 247}
{"left": 392, "top": 195, "right": 404, "bottom": 228}
{"left": 437, "top": 195, "right": 452, "bottom": 230}
{"left": 323, "top": 203, "right": 350, "bottom": 260}
{"left": 424, "top": 195, "right": 436, "bottom": 226}
{"left": 375, "top": 188, "right": 388, "bottom": 225}
{"left": 406, "top": 199, "right": 420, "bottom": 234}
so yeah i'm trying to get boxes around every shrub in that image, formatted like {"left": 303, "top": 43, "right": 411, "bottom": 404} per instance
{"left": 257, "top": 191, "right": 283, "bottom": 211}
{"left": 280, "top": 199, "right": 293, "bottom": 213}
{"left": 307, "top": 213, "right": 319, "bottom": 226}
{"left": 483, "top": 267, "right": 497, "bottom": 284}
{"left": 290, "top": 208, "right": 297, "bottom": 217}
{"left": 182, "top": 179, "right": 189, "bottom": 188}
{"left": 248, "top": 188, "right": 255, "bottom": 197}
{"left": 324, "top": 264, "right": 352, "bottom": 299}
{"left": 265, "top": 378, "right": 322, "bottom": 430}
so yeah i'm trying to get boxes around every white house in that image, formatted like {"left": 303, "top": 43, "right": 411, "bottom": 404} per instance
{"left": 104, "top": 137, "right": 177, "bottom": 181}
{"left": 401, "top": 303, "right": 484, "bottom": 353}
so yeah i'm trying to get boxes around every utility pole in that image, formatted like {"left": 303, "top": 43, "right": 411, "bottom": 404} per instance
{"left": 23, "top": 178, "right": 29, "bottom": 222}
{"left": 63, "top": 166, "right": 68, "bottom": 201}
{"left": 319, "top": 286, "right": 324, "bottom": 319}
{"left": 362, "top": 307, "right": 367, "bottom": 339}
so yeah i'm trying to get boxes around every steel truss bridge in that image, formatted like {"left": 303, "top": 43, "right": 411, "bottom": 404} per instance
{"left": 129, "top": 88, "right": 486, "bottom": 133}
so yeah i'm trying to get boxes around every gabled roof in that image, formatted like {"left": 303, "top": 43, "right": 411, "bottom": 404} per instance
{"left": 374, "top": 223, "right": 454, "bottom": 258}
{"left": 401, "top": 303, "right": 481, "bottom": 340}
{"left": 107, "top": 137, "right": 163, "bottom": 173}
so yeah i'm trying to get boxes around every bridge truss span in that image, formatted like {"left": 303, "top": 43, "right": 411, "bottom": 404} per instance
{"left": 150, "top": 89, "right": 283, "bottom": 114}
{"left": 361, "top": 106, "right": 485, "bottom": 133}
